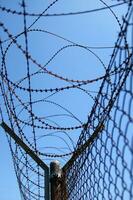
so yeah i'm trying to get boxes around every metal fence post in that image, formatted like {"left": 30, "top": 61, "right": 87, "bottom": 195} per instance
{"left": 50, "top": 160, "right": 62, "bottom": 200}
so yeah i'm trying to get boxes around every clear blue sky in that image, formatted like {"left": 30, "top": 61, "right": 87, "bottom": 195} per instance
{"left": 0, "top": 0, "right": 130, "bottom": 199}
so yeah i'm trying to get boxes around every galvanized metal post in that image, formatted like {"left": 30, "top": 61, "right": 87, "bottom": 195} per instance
{"left": 50, "top": 160, "right": 62, "bottom": 200}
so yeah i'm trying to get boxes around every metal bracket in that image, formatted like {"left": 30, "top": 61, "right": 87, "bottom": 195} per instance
{"left": 1, "top": 121, "right": 50, "bottom": 200}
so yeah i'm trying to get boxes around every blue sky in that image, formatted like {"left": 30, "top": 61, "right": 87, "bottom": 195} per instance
{"left": 0, "top": 1, "right": 131, "bottom": 199}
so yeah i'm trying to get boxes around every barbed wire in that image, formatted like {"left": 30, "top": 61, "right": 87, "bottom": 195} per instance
{"left": 0, "top": 0, "right": 133, "bottom": 199}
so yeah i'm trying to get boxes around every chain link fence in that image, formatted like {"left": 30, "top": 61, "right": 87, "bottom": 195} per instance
{"left": 0, "top": 1, "right": 133, "bottom": 199}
